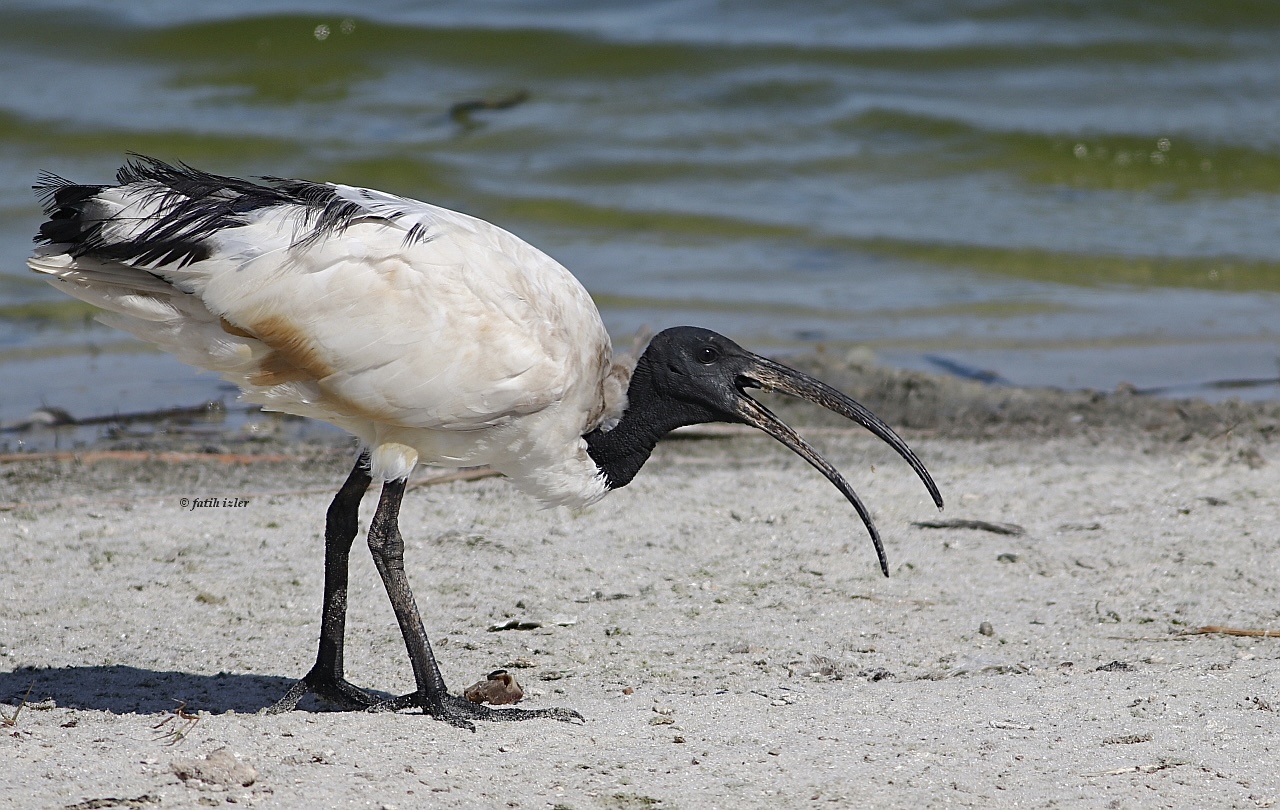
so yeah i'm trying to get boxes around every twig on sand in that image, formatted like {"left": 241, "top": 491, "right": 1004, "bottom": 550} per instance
{"left": 1179, "top": 625, "right": 1280, "bottom": 638}
{"left": 0, "top": 450, "right": 296, "bottom": 465}
{"left": 1109, "top": 624, "right": 1280, "bottom": 642}
{"left": 0, "top": 682, "right": 35, "bottom": 727}
{"left": 912, "top": 518, "right": 1026, "bottom": 536}
{"left": 0, "top": 466, "right": 500, "bottom": 513}
{"left": 237, "top": 465, "right": 499, "bottom": 499}
{"left": 61, "top": 795, "right": 160, "bottom": 810}
{"left": 1083, "top": 759, "right": 1187, "bottom": 777}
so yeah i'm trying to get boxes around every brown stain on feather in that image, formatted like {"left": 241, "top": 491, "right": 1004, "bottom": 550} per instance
{"left": 231, "top": 315, "right": 392, "bottom": 423}
{"left": 218, "top": 317, "right": 256, "bottom": 339}
{"left": 228, "top": 315, "right": 335, "bottom": 387}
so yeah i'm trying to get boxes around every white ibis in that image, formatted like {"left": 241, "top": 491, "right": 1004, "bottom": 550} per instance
{"left": 29, "top": 156, "right": 943, "bottom": 730}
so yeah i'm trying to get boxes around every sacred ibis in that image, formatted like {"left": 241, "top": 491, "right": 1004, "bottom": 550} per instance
{"left": 29, "top": 157, "right": 943, "bottom": 729}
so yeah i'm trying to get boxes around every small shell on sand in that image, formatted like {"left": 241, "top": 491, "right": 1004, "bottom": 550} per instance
{"left": 464, "top": 669, "right": 525, "bottom": 705}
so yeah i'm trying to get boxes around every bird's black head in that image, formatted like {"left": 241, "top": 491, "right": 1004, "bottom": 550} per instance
{"left": 585, "top": 326, "right": 944, "bottom": 576}
{"left": 635, "top": 326, "right": 757, "bottom": 425}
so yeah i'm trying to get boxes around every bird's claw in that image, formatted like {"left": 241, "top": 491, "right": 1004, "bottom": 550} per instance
{"left": 267, "top": 672, "right": 379, "bottom": 714}
{"left": 368, "top": 691, "right": 584, "bottom": 731}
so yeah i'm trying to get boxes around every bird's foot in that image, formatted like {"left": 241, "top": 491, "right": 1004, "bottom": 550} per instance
{"left": 370, "top": 690, "right": 584, "bottom": 731}
{"left": 266, "top": 670, "right": 379, "bottom": 714}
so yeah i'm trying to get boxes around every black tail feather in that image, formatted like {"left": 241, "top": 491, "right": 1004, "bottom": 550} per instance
{"left": 31, "top": 155, "right": 371, "bottom": 268}
{"left": 33, "top": 173, "right": 112, "bottom": 252}
{"left": 34, "top": 171, "right": 105, "bottom": 210}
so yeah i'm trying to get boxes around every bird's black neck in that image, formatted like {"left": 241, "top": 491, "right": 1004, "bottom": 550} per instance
{"left": 583, "top": 355, "right": 709, "bottom": 490}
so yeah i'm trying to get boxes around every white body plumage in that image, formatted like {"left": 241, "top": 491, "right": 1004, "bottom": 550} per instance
{"left": 30, "top": 170, "right": 629, "bottom": 507}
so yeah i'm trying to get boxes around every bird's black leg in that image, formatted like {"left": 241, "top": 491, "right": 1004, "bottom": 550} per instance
{"left": 268, "top": 451, "right": 377, "bottom": 713}
{"left": 364, "top": 477, "right": 583, "bottom": 730}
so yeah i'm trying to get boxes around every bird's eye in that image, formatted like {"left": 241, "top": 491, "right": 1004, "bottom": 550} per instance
{"left": 696, "top": 346, "right": 719, "bottom": 364}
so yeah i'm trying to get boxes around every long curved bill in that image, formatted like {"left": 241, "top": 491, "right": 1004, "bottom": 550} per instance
{"left": 730, "top": 354, "right": 943, "bottom": 577}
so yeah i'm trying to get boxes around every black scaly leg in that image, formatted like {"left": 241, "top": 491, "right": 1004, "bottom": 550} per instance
{"left": 268, "top": 452, "right": 376, "bottom": 713}
{"left": 364, "top": 477, "right": 583, "bottom": 730}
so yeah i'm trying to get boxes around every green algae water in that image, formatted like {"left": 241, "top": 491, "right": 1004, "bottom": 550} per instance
{"left": 3, "top": 0, "right": 1280, "bottom": 433}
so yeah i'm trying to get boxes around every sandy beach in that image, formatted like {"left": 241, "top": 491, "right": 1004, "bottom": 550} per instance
{"left": 2, "top": 358, "right": 1279, "bottom": 809}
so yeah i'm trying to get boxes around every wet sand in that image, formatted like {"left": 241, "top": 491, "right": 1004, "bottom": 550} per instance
{"left": 2, "top": 357, "right": 1278, "bottom": 809}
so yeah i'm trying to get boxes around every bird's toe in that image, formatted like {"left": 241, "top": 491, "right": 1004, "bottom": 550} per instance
{"left": 267, "top": 673, "right": 380, "bottom": 714}
{"left": 372, "top": 690, "right": 583, "bottom": 727}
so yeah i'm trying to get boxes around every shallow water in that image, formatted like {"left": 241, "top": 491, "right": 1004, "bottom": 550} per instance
{"left": 3, "top": 0, "right": 1280, "bottom": 434}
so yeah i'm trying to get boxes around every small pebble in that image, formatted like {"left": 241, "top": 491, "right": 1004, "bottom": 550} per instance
{"left": 463, "top": 670, "right": 524, "bottom": 705}
{"left": 171, "top": 747, "right": 256, "bottom": 788}
{"left": 1096, "top": 660, "right": 1132, "bottom": 672}
{"left": 487, "top": 619, "right": 541, "bottom": 632}
{"left": 1102, "top": 733, "right": 1152, "bottom": 745}
{"left": 978, "top": 621, "right": 995, "bottom": 637}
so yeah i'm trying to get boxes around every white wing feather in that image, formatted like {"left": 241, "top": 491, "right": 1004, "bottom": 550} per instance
{"left": 31, "top": 180, "right": 620, "bottom": 504}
